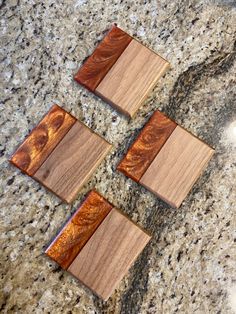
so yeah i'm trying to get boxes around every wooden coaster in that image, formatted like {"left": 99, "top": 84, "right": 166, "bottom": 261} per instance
{"left": 117, "top": 111, "right": 214, "bottom": 208}
{"left": 46, "top": 190, "right": 151, "bottom": 300}
{"left": 74, "top": 25, "right": 170, "bottom": 118}
{"left": 10, "top": 105, "right": 112, "bottom": 203}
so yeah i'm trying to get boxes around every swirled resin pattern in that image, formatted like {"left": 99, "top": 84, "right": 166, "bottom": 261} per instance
{"left": 117, "top": 111, "right": 177, "bottom": 182}
{"left": 74, "top": 25, "right": 132, "bottom": 91}
{"left": 10, "top": 105, "right": 76, "bottom": 176}
{"left": 45, "top": 190, "right": 113, "bottom": 269}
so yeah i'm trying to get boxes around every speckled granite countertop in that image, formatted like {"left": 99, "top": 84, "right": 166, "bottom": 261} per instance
{"left": 1, "top": 0, "right": 236, "bottom": 313}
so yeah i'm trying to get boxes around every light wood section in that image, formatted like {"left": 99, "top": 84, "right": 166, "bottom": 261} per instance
{"left": 45, "top": 190, "right": 113, "bottom": 269}
{"left": 10, "top": 105, "right": 76, "bottom": 176}
{"left": 95, "top": 39, "right": 170, "bottom": 117}
{"left": 140, "top": 126, "right": 214, "bottom": 208}
{"left": 68, "top": 208, "right": 151, "bottom": 300}
{"left": 34, "top": 122, "right": 111, "bottom": 203}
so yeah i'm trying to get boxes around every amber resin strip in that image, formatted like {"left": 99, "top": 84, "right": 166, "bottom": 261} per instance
{"left": 117, "top": 111, "right": 177, "bottom": 182}
{"left": 45, "top": 190, "right": 113, "bottom": 269}
{"left": 10, "top": 105, "right": 76, "bottom": 176}
{"left": 74, "top": 25, "right": 132, "bottom": 92}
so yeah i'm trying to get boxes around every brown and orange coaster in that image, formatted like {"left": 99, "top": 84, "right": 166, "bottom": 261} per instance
{"left": 10, "top": 105, "right": 111, "bottom": 203}
{"left": 46, "top": 190, "right": 151, "bottom": 300}
{"left": 117, "top": 111, "right": 214, "bottom": 208}
{"left": 74, "top": 25, "right": 170, "bottom": 118}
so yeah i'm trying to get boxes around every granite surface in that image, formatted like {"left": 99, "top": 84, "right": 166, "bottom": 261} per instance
{"left": 1, "top": 0, "right": 236, "bottom": 313}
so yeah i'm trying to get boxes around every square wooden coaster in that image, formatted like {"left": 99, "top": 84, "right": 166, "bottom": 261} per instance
{"left": 10, "top": 105, "right": 112, "bottom": 203}
{"left": 74, "top": 25, "right": 170, "bottom": 118}
{"left": 117, "top": 111, "right": 214, "bottom": 208}
{"left": 45, "top": 190, "right": 151, "bottom": 300}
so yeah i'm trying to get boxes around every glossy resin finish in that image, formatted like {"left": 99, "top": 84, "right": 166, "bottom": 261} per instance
{"left": 10, "top": 105, "right": 76, "bottom": 176}
{"left": 117, "top": 111, "right": 177, "bottom": 182}
{"left": 45, "top": 190, "right": 113, "bottom": 269}
{"left": 74, "top": 25, "right": 132, "bottom": 92}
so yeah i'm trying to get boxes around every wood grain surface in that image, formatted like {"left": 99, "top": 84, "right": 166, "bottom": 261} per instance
{"left": 34, "top": 121, "right": 111, "bottom": 203}
{"left": 68, "top": 207, "right": 151, "bottom": 300}
{"left": 10, "top": 105, "right": 76, "bottom": 176}
{"left": 140, "top": 126, "right": 214, "bottom": 208}
{"left": 45, "top": 190, "right": 113, "bottom": 269}
{"left": 117, "top": 111, "right": 177, "bottom": 182}
{"left": 95, "top": 39, "right": 170, "bottom": 117}
{"left": 74, "top": 25, "right": 132, "bottom": 92}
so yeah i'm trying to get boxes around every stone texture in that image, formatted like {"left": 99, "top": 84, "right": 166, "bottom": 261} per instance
{"left": 1, "top": 1, "right": 236, "bottom": 313}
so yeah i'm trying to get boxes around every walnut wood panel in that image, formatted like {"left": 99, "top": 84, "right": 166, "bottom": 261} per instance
{"left": 68, "top": 208, "right": 151, "bottom": 300}
{"left": 45, "top": 190, "right": 113, "bottom": 269}
{"left": 117, "top": 111, "right": 177, "bottom": 182}
{"left": 140, "top": 126, "right": 214, "bottom": 208}
{"left": 74, "top": 25, "right": 132, "bottom": 92}
{"left": 95, "top": 39, "right": 170, "bottom": 117}
{"left": 34, "top": 121, "right": 111, "bottom": 203}
{"left": 10, "top": 105, "right": 76, "bottom": 176}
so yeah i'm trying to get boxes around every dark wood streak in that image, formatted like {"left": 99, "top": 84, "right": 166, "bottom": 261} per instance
{"left": 74, "top": 25, "right": 132, "bottom": 92}
{"left": 45, "top": 190, "right": 113, "bottom": 269}
{"left": 10, "top": 105, "right": 76, "bottom": 176}
{"left": 117, "top": 111, "right": 177, "bottom": 182}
